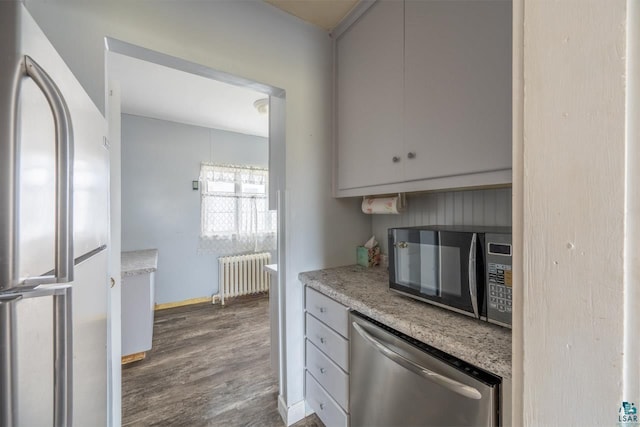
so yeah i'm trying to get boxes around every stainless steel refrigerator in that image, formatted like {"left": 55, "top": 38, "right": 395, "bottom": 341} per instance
{"left": 1, "top": 3, "right": 109, "bottom": 426}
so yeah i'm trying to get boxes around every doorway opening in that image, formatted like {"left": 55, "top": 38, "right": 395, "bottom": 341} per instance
{"left": 104, "top": 38, "right": 287, "bottom": 425}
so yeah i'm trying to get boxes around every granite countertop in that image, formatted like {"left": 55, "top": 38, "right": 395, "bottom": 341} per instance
{"left": 121, "top": 249, "right": 158, "bottom": 278}
{"left": 299, "top": 265, "right": 512, "bottom": 379}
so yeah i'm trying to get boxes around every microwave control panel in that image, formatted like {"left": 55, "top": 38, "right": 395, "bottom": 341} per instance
{"left": 485, "top": 233, "right": 513, "bottom": 327}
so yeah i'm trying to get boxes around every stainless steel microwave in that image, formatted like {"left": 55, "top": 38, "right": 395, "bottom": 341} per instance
{"left": 388, "top": 226, "right": 512, "bottom": 328}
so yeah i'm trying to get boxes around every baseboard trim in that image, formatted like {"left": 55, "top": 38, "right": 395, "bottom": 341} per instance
{"left": 278, "top": 395, "right": 306, "bottom": 426}
{"left": 121, "top": 352, "right": 145, "bottom": 364}
{"left": 305, "top": 401, "right": 315, "bottom": 416}
{"left": 154, "top": 297, "right": 211, "bottom": 311}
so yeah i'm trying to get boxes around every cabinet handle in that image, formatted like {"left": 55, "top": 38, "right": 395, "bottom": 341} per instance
{"left": 320, "top": 337, "right": 326, "bottom": 344}
{"left": 407, "top": 152, "right": 416, "bottom": 159}
{"left": 319, "top": 307, "right": 327, "bottom": 313}
{"left": 320, "top": 368, "right": 326, "bottom": 374}
{"left": 392, "top": 156, "right": 400, "bottom": 163}
{"left": 319, "top": 403, "right": 325, "bottom": 410}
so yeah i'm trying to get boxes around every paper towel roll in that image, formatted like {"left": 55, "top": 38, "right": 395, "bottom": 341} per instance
{"left": 361, "top": 196, "right": 405, "bottom": 214}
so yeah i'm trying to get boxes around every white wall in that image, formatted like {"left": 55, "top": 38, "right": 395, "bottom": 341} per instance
{"left": 515, "top": 1, "right": 629, "bottom": 425}
{"left": 121, "top": 114, "right": 269, "bottom": 304}
{"left": 372, "top": 188, "right": 512, "bottom": 254}
{"left": 24, "top": 0, "right": 371, "bottom": 418}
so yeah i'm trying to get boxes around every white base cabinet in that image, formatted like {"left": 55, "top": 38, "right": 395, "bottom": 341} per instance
{"left": 304, "top": 287, "right": 350, "bottom": 425}
{"left": 121, "top": 272, "right": 155, "bottom": 356}
{"left": 306, "top": 371, "right": 349, "bottom": 427}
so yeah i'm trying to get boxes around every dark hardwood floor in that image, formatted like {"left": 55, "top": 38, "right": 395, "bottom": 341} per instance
{"left": 122, "top": 294, "right": 322, "bottom": 427}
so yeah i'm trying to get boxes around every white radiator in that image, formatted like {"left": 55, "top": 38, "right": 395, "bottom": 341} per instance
{"left": 218, "top": 252, "right": 271, "bottom": 305}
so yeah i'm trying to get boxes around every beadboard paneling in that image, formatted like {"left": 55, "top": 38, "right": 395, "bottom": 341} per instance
{"left": 372, "top": 188, "right": 512, "bottom": 254}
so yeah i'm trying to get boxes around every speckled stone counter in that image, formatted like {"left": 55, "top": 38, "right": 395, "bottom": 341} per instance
{"left": 121, "top": 249, "right": 158, "bottom": 278}
{"left": 299, "top": 265, "right": 512, "bottom": 378}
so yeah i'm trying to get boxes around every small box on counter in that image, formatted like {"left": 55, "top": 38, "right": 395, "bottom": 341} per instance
{"left": 356, "top": 245, "right": 380, "bottom": 267}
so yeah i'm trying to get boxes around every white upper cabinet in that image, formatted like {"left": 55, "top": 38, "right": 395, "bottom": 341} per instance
{"left": 335, "top": 0, "right": 404, "bottom": 190}
{"left": 404, "top": 0, "right": 512, "bottom": 182}
{"left": 334, "top": 0, "right": 512, "bottom": 197}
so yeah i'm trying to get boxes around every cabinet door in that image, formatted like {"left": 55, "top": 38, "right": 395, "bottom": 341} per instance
{"left": 404, "top": 0, "right": 512, "bottom": 182}
{"left": 336, "top": 0, "right": 404, "bottom": 190}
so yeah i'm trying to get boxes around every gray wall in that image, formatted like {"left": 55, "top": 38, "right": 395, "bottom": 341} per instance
{"left": 121, "top": 114, "right": 268, "bottom": 304}
{"left": 24, "top": 0, "right": 373, "bottom": 412}
{"left": 372, "top": 188, "right": 512, "bottom": 254}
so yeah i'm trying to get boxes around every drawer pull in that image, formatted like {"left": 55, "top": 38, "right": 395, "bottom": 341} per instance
{"left": 319, "top": 307, "right": 327, "bottom": 313}
{"left": 319, "top": 403, "right": 325, "bottom": 410}
{"left": 320, "top": 368, "right": 326, "bottom": 374}
{"left": 320, "top": 337, "right": 326, "bottom": 344}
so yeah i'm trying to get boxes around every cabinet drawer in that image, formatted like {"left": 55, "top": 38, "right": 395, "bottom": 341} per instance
{"left": 305, "top": 287, "right": 349, "bottom": 337}
{"left": 306, "top": 313, "right": 349, "bottom": 371}
{"left": 306, "top": 371, "right": 348, "bottom": 427}
{"left": 306, "top": 339, "right": 349, "bottom": 411}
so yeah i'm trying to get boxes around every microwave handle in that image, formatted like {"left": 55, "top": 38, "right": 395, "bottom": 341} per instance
{"left": 468, "top": 233, "right": 479, "bottom": 318}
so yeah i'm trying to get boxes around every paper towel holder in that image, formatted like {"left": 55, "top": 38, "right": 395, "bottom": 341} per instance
{"left": 362, "top": 193, "right": 407, "bottom": 207}
{"left": 361, "top": 193, "right": 407, "bottom": 214}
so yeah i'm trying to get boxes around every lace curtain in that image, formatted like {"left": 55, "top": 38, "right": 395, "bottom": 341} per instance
{"left": 199, "top": 163, "right": 276, "bottom": 255}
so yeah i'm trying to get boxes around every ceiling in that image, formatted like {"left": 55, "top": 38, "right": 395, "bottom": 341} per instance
{"left": 109, "top": 52, "right": 269, "bottom": 138}
{"left": 265, "top": 0, "right": 359, "bottom": 31}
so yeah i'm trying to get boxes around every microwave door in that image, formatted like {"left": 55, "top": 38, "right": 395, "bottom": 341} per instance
{"left": 394, "top": 234, "right": 442, "bottom": 297}
{"left": 395, "top": 242, "right": 422, "bottom": 291}
{"left": 392, "top": 229, "right": 440, "bottom": 295}
{"left": 395, "top": 242, "right": 411, "bottom": 286}
{"left": 437, "top": 238, "right": 462, "bottom": 300}
{"left": 419, "top": 241, "right": 440, "bottom": 297}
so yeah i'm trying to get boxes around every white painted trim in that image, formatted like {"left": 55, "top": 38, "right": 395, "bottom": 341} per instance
{"left": 104, "top": 37, "right": 285, "bottom": 99}
{"left": 623, "top": 0, "right": 640, "bottom": 403}
{"left": 277, "top": 395, "right": 287, "bottom": 423}
{"left": 520, "top": 2, "right": 626, "bottom": 424}
{"left": 104, "top": 37, "right": 289, "bottom": 424}
{"left": 277, "top": 395, "right": 306, "bottom": 426}
{"left": 304, "top": 401, "right": 315, "bottom": 417}
{"left": 105, "top": 76, "right": 122, "bottom": 427}
{"left": 277, "top": 189, "right": 288, "bottom": 405}
{"left": 511, "top": 0, "right": 524, "bottom": 425}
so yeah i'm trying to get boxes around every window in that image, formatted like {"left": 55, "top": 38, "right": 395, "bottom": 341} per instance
{"left": 199, "top": 163, "right": 276, "bottom": 254}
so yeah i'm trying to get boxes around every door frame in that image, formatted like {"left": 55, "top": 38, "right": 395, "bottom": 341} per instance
{"left": 103, "top": 37, "right": 287, "bottom": 425}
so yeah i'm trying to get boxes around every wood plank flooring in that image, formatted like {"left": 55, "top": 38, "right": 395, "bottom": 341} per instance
{"left": 122, "top": 295, "right": 322, "bottom": 427}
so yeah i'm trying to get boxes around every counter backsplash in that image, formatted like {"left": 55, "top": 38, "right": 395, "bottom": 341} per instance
{"left": 372, "top": 187, "right": 512, "bottom": 254}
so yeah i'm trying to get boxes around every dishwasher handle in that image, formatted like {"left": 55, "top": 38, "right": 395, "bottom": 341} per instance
{"left": 352, "top": 322, "right": 482, "bottom": 400}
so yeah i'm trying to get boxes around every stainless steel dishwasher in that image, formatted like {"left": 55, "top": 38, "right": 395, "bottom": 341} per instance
{"left": 350, "top": 312, "right": 501, "bottom": 427}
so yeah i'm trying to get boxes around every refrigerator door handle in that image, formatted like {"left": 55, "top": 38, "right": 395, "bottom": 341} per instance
{"left": 22, "top": 55, "right": 74, "bottom": 286}
{"left": 53, "top": 286, "right": 73, "bottom": 427}
{"left": 0, "top": 295, "right": 20, "bottom": 427}
{"left": 352, "top": 322, "right": 483, "bottom": 400}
